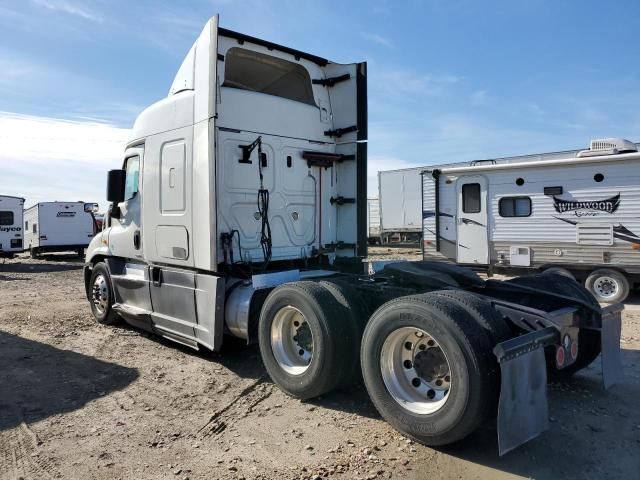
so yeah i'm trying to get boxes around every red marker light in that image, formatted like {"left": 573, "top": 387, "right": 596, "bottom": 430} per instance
{"left": 555, "top": 346, "right": 565, "bottom": 367}
{"left": 570, "top": 341, "right": 578, "bottom": 360}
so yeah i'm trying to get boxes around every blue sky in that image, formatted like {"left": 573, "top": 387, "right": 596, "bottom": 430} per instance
{"left": 1, "top": 0, "right": 640, "bottom": 209}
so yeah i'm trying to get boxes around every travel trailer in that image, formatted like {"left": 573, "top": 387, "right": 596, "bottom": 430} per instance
{"left": 378, "top": 168, "right": 422, "bottom": 243}
{"left": 24, "top": 202, "right": 97, "bottom": 257}
{"left": 0, "top": 195, "right": 25, "bottom": 258}
{"left": 422, "top": 138, "right": 640, "bottom": 303}
{"left": 84, "top": 17, "right": 623, "bottom": 455}
{"left": 367, "top": 197, "right": 380, "bottom": 243}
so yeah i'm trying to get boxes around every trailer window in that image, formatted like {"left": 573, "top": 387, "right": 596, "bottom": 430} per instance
{"left": 0, "top": 211, "right": 13, "bottom": 226}
{"left": 499, "top": 197, "right": 531, "bottom": 217}
{"left": 124, "top": 156, "right": 140, "bottom": 201}
{"left": 33, "top": 223, "right": 37, "bottom": 233}
{"left": 462, "top": 183, "right": 481, "bottom": 213}
{"left": 223, "top": 48, "right": 316, "bottom": 106}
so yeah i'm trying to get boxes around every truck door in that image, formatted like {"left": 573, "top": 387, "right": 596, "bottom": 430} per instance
{"left": 109, "top": 148, "right": 144, "bottom": 259}
{"left": 456, "top": 175, "right": 489, "bottom": 264}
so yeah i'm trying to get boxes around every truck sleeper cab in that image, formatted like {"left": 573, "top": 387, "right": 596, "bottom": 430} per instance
{"left": 84, "top": 17, "right": 623, "bottom": 456}
{"left": 0, "top": 195, "right": 25, "bottom": 258}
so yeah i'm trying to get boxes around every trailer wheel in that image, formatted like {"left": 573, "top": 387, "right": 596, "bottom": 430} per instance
{"left": 29, "top": 247, "right": 39, "bottom": 259}
{"left": 319, "top": 279, "right": 367, "bottom": 386}
{"left": 258, "top": 281, "right": 352, "bottom": 400}
{"left": 88, "top": 263, "right": 119, "bottom": 325}
{"left": 361, "top": 293, "right": 495, "bottom": 446}
{"left": 585, "top": 269, "right": 630, "bottom": 303}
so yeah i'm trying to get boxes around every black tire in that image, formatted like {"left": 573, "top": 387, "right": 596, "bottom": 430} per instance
{"left": 430, "top": 290, "right": 512, "bottom": 344}
{"left": 318, "top": 279, "right": 367, "bottom": 386}
{"left": 30, "top": 247, "right": 39, "bottom": 259}
{"left": 258, "top": 281, "right": 353, "bottom": 400}
{"left": 585, "top": 269, "right": 630, "bottom": 304}
{"left": 543, "top": 267, "right": 575, "bottom": 281}
{"left": 361, "top": 293, "right": 496, "bottom": 446}
{"left": 77, "top": 248, "right": 85, "bottom": 258}
{"left": 88, "top": 263, "right": 120, "bottom": 325}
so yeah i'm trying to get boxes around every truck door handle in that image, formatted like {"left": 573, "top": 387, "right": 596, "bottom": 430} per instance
{"left": 133, "top": 230, "right": 141, "bottom": 250}
{"left": 151, "top": 266, "right": 162, "bottom": 286}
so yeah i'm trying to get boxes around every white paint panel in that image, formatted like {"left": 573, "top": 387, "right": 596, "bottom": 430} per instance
{"left": 156, "top": 225, "right": 189, "bottom": 260}
{"left": 161, "top": 141, "right": 186, "bottom": 213}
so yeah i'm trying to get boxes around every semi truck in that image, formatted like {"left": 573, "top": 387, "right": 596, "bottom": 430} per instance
{"left": 0, "top": 195, "right": 25, "bottom": 258}
{"left": 84, "top": 17, "right": 624, "bottom": 455}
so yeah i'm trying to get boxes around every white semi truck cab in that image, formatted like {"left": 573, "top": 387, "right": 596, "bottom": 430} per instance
{"left": 85, "top": 17, "right": 624, "bottom": 455}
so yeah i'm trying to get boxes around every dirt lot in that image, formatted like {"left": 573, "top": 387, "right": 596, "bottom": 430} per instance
{"left": 1, "top": 251, "right": 639, "bottom": 480}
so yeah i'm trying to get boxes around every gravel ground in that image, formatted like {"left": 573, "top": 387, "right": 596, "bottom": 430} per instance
{"left": 1, "top": 251, "right": 639, "bottom": 480}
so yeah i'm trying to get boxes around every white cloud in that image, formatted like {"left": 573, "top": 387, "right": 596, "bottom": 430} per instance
{"left": 31, "top": 0, "right": 102, "bottom": 22}
{"left": 362, "top": 32, "right": 392, "bottom": 48}
{"left": 470, "top": 90, "right": 488, "bottom": 106}
{"left": 0, "top": 112, "right": 129, "bottom": 210}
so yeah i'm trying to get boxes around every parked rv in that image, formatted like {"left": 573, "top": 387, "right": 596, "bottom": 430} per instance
{"left": 378, "top": 168, "right": 422, "bottom": 243}
{"left": 0, "top": 195, "right": 25, "bottom": 258}
{"left": 423, "top": 138, "right": 640, "bottom": 303}
{"left": 24, "top": 202, "right": 97, "bottom": 257}
{"left": 83, "top": 17, "right": 623, "bottom": 455}
{"left": 367, "top": 197, "right": 380, "bottom": 243}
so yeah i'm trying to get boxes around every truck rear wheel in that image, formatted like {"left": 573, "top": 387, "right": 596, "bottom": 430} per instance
{"left": 258, "top": 281, "right": 353, "bottom": 400}
{"left": 585, "top": 269, "right": 630, "bottom": 303}
{"left": 319, "top": 279, "right": 367, "bottom": 386}
{"left": 361, "top": 293, "right": 495, "bottom": 446}
{"left": 88, "top": 263, "right": 119, "bottom": 325}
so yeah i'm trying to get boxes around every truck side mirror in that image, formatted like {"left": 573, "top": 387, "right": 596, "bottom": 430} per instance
{"left": 84, "top": 202, "right": 99, "bottom": 213}
{"left": 107, "top": 169, "right": 126, "bottom": 203}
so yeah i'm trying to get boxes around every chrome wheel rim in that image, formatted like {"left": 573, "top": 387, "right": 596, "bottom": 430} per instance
{"left": 380, "top": 327, "right": 452, "bottom": 414}
{"left": 593, "top": 276, "right": 618, "bottom": 299}
{"left": 270, "top": 306, "right": 313, "bottom": 375}
{"left": 92, "top": 274, "right": 109, "bottom": 314}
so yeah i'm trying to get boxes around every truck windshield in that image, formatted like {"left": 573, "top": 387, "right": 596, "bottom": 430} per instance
{"left": 0, "top": 211, "right": 14, "bottom": 226}
{"left": 222, "top": 47, "right": 316, "bottom": 106}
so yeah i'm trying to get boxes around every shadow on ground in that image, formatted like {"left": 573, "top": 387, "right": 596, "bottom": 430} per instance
{"left": 0, "top": 260, "right": 82, "bottom": 274}
{"left": 0, "top": 331, "right": 139, "bottom": 431}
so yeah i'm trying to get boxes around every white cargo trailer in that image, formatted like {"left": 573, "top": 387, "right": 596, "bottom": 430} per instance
{"left": 24, "top": 202, "right": 97, "bottom": 257}
{"left": 367, "top": 197, "right": 380, "bottom": 242}
{"left": 423, "top": 138, "right": 640, "bottom": 302}
{"left": 378, "top": 168, "right": 422, "bottom": 243}
{"left": 0, "top": 195, "right": 25, "bottom": 258}
{"left": 83, "top": 17, "right": 623, "bottom": 455}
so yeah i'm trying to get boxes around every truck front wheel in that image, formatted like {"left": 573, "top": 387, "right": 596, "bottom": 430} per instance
{"left": 361, "top": 293, "right": 496, "bottom": 446}
{"left": 88, "top": 263, "right": 120, "bottom": 325}
{"left": 258, "top": 281, "right": 354, "bottom": 400}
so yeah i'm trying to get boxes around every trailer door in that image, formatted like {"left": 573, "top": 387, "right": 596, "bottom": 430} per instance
{"left": 456, "top": 176, "right": 489, "bottom": 264}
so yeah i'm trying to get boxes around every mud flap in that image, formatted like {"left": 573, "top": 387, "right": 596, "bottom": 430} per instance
{"left": 600, "top": 304, "right": 623, "bottom": 389}
{"left": 493, "top": 327, "right": 557, "bottom": 456}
